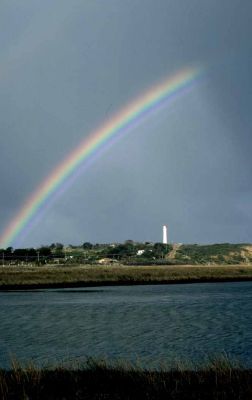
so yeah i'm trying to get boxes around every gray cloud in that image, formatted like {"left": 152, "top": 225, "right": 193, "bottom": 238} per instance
{"left": 0, "top": 0, "right": 252, "bottom": 247}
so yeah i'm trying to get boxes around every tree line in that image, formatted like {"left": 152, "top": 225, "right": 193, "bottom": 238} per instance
{"left": 0, "top": 242, "right": 172, "bottom": 264}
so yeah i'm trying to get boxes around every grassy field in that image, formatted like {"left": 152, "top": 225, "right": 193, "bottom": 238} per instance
{"left": 1, "top": 264, "right": 252, "bottom": 289}
{"left": 0, "top": 357, "right": 251, "bottom": 399}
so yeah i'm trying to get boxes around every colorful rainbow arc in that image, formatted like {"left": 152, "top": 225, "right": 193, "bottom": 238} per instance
{"left": 0, "top": 67, "right": 201, "bottom": 247}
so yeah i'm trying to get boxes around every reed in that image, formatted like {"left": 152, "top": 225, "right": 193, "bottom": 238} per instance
{"left": 0, "top": 356, "right": 251, "bottom": 399}
{"left": 1, "top": 264, "right": 252, "bottom": 290}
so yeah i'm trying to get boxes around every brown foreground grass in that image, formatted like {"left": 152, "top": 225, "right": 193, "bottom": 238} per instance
{"left": 0, "top": 264, "right": 252, "bottom": 290}
{"left": 0, "top": 356, "right": 251, "bottom": 399}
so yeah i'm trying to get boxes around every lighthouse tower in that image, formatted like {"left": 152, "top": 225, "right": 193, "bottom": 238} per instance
{"left": 162, "top": 225, "right": 168, "bottom": 244}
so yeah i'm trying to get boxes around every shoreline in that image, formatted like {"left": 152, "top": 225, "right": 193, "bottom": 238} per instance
{"left": 1, "top": 275, "right": 252, "bottom": 291}
{"left": 1, "top": 264, "right": 252, "bottom": 291}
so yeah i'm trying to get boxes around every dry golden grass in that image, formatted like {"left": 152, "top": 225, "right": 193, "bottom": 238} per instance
{"left": 0, "top": 264, "right": 252, "bottom": 289}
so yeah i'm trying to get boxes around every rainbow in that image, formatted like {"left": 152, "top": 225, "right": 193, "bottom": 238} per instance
{"left": 0, "top": 66, "right": 201, "bottom": 247}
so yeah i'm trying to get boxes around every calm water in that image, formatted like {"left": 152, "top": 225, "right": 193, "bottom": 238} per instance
{"left": 0, "top": 282, "right": 252, "bottom": 368}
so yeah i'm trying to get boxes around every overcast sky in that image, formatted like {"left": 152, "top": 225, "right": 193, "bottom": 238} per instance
{"left": 0, "top": 0, "right": 252, "bottom": 248}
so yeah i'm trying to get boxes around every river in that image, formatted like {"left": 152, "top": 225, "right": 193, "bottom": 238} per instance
{"left": 0, "top": 281, "right": 252, "bottom": 368}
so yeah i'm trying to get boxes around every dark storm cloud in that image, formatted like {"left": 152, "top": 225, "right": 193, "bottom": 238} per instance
{"left": 0, "top": 0, "right": 252, "bottom": 246}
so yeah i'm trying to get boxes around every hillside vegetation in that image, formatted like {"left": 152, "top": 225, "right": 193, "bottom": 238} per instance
{"left": 1, "top": 242, "right": 252, "bottom": 266}
{"left": 174, "top": 243, "right": 252, "bottom": 265}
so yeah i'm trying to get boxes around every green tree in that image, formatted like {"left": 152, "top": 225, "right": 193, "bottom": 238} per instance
{"left": 55, "top": 243, "right": 64, "bottom": 250}
{"left": 153, "top": 243, "right": 171, "bottom": 258}
{"left": 82, "top": 242, "right": 93, "bottom": 249}
{"left": 109, "top": 243, "right": 135, "bottom": 259}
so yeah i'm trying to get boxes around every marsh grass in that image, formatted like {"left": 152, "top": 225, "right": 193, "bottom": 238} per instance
{"left": 1, "top": 264, "right": 252, "bottom": 290}
{"left": 0, "top": 355, "right": 251, "bottom": 399}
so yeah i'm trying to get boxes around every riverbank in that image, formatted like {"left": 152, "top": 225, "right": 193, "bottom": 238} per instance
{"left": 0, "top": 264, "right": 252, "bottom": 290}
{"left": 0, "top": 358, "right": 251, "bottom": 399}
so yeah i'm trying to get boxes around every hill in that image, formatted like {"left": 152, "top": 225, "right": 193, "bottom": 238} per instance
{"left": 1, "top": 242, "right": 252, "bottom": 265}
{"left": 173, "top": 243, "right": 252, "bottom": 265}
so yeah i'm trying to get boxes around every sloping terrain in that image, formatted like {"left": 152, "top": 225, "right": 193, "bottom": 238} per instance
{"left": 174, "top": 243, "right": 252, "bottom": 264}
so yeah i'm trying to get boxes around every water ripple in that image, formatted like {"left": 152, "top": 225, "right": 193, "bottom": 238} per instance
{"left": 0, "top": 281, "right": 251, "bottom": 368}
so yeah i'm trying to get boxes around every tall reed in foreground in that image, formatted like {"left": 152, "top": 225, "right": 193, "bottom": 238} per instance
{"left": 0, "top": 356, "right": 251, "bottom": 399}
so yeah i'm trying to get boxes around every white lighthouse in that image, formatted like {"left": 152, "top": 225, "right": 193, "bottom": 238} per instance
{"left": 162, "top": 225, "right": 168, "bottom": 244}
